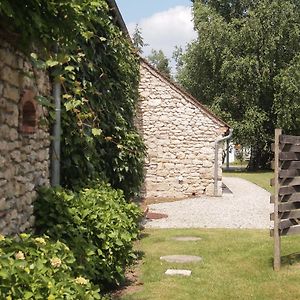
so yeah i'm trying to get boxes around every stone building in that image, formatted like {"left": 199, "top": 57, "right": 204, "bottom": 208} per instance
{"left": 137, "top": 59, "right": 229, "bottom": 199}
{"left": 0, "top": 35, "right": 51, "bottom": 235}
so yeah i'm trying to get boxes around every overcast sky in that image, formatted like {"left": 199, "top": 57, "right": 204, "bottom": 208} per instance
{"left": 115, "top": 0, "right": 197, "bottom": 61}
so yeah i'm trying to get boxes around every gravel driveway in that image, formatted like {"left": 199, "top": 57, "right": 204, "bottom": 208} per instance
{"left": 145, "top": 177, "right": 273, "bottom": 229}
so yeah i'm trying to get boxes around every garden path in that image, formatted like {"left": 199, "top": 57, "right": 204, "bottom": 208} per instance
{"left": 145, "top": 177, "right": 272, "bottom": 229}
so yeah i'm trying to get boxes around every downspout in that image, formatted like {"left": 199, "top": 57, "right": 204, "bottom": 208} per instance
{"left": 214, "top": 128, "right": 233, "bottom": 196}
{"left": 51, "top": 76, "right": 61, "bottom": 187}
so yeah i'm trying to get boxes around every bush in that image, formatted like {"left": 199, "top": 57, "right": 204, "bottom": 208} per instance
{"left": 35, "top": 183, "right": 141, "bottom": 288}
{"left": 0, "top": 234, "right": 102, "bottom": 299}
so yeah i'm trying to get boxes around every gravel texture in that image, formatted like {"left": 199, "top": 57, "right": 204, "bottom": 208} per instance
{"left": 145, "top": 177, "right": 273, "bottom": 229}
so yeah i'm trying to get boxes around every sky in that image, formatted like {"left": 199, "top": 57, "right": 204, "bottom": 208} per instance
{"left": 115, "top": 0, "right": 197, "bottom": 62}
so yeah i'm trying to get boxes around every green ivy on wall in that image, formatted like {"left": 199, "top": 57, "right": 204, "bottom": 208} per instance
{"left": 0, "top": 0, "right": 145, "bottom": 198}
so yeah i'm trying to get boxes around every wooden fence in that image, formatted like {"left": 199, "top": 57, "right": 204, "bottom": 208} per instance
{"left": 271, "top": 128, "right": 300, "bottom": 271}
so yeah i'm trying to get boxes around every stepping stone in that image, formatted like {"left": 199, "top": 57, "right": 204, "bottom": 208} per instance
{"left": 172, "top": 236, "right": 202, "bottom": 242}
{"left": 160, "top": 255, "right": 202, "bottom": 263}
{"left": 165, "top": 269, "right": 192, "bottom": 276}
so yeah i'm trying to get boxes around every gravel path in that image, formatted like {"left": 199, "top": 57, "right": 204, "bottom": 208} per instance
{"left": 145, "top": 177, "right": 273, "bottom": 229}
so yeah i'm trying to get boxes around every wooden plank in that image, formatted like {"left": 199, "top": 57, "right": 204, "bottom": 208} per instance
{"left": 271, "top": 176, "right": 300, "bottom": 187}
{"left": 281, "top": 161, "right": 300, "bottom": 169}
{"left": 280, "top": 135, "right": 300, "bottom": 145}
{"left": 271, "top": 209, "right": 300, "bottom": 220}
{"left": 279, "top": 219, "right": 300, "bottom": 230}
{"left": 279, "top": 186, "right": 296, "bottom": 195}
{"left": 273, "top": 128, "right": 281, "bottom": 271}
{"left": 279, "top": 202, "right": 300, "bottom": 212}
{"left": 280, "top": 177, "right": 300, "bottom": 188}
{"left": 281, "top": 225, "right": 300, "bottom": 236}
{"left": 286, "top": 144, "right": 300, "bottom": 153}
{"left": 279, "top": 152, "right": 300, "bottom": 161}
{"left": 271, "top": 143, "right": 300, "bottom": 153}
{"left": 279, "top": 169, "right": 300, "bottom": 178}
{"left": 281, "top": 192, "right": 300, "bottom": 203}
{"left": 279, "top": 185, "right": 300, "bottom": 196}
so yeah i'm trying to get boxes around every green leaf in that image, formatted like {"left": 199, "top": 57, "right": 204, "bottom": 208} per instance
{"left": 65, "top": 66, "right": 75, "bottom": 72}
{"left": 30, "top": 53, "right": 38, "bottom": 60}
{"left": 91, "top": 128, "right": 102, "bottom": 136}
{"left": 24, "top": 291, "right": 34, "bottom": 299}
{"left": 46, "top": 60, "right": 59, "bottom": 67}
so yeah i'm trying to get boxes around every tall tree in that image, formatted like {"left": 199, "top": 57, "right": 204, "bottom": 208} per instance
{"left": 147, "top": 49, "right": 171, "bottom": 78}
{"left": 132, "top": 24, "right": 147, "bottom": 54}
{"left": 172, "top": 45, "right": 184, "bottom": 78}
{"left": 179, "top": 0, "right": 300, "bottom": 169}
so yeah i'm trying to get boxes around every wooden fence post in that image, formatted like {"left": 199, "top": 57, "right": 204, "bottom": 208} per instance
{"left": 274, "top": 128, "right": 282, "bottom": 271}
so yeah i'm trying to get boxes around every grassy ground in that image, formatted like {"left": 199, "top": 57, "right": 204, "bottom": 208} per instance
{"left": 223, "top": 169, "right": 273, "bottom": 193}
{"left": 117, "top": 171, "right": 283, "bottom": 299}
{"left": 119, "top": 229, "right": 300, "bottom": 300}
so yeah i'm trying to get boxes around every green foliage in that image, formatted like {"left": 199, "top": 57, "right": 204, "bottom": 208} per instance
{"left": 147, "top": 49, "right": 172, "bottom": 78}
{"left": 172, "top": 45, "right": 184, "bottom": 76}
{"left": 0, "top": 0, "right": 145, "bottom": 198}
{"left": 132, "top": 24, "right": 147, "bottom": 54}
{"left": 179, "top": 0, "right": 300, "bottom": 169}
{"left": 35, "top": 184, "right": 141, "bottom": 287}
{"left": 0, "top": 234, "right": 101, "bottom": 299}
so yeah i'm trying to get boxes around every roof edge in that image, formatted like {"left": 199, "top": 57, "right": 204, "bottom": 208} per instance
{"left": 106, "top": 0, "right": 130, "bottom": 37}
{"left": 140, "top": 57, "right": 230, "bottom": 129}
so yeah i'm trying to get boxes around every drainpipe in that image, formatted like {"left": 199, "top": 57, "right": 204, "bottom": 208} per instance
{"left": 214, "top": 128, "right": 233, "bottom": 196}
{"left": 51, "top": 76, "right": 61, "bottom": 187}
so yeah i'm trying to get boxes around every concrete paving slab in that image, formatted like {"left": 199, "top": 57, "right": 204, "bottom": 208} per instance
{"left": 171, "top": 236, "right": 202, "bottom": 241}
{"left": 165, "top": 269, "right": 192, "bottom": 276}
{"left": 160, "top": 255, "right": 202, "bottom": 263}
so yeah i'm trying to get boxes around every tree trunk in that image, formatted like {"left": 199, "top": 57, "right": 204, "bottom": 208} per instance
{"left": 247, "top": 143, "right": 272, "bottom": 171}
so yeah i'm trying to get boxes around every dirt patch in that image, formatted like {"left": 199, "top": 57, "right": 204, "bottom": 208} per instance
{"left": 111, "top": 259, "right": 143, "bottom": 299}
{"left": 146, "top": 211, "right": 168, "bottom": 219}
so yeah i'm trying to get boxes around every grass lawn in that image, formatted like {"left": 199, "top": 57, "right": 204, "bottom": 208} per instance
{"left": 223, "top": 170, "right": 273, "bottom": 193}
{"left": 119, "top": 229, "right": 300, "bottom": 300}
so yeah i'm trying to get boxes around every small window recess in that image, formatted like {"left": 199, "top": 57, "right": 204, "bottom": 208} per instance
{"left": 19, "top": 89, "right": 38, "bottom": 134}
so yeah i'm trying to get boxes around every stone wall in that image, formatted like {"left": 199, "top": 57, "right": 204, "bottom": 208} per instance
{"left": 0, "top": 37, "right": 51, "bottom": 235}
{"left": 138, "top": 60, "right": 228, "bottom": 199}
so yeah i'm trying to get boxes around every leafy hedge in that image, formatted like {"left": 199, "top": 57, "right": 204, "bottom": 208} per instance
{"left": 35, "top": 183, "right": 141, "bottom": 288}
{"left": 0, "top": 234, "right": 102, "bottom": 299}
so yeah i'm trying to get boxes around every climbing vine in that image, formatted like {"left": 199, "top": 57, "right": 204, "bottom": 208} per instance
{"left": 0, "top": 0, "right": 145, "bottom": 198}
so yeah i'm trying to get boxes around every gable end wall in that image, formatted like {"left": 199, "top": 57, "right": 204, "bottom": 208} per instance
{"left": 138, "top": 63, "right": 227, "bottom": 199}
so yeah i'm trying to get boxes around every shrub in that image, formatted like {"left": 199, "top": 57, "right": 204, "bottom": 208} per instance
{"left": 35, "top": 183, "right": 141, "bottom": 288}
{"left": 0, "top": 234, "right": 102, "bottom": 299}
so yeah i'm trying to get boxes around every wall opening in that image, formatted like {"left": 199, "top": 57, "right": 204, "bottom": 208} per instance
{"left": 19, "top": 89, "right": 38, "bottom": 134}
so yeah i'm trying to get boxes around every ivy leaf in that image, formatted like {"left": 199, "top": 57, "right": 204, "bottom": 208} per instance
{"left": 46, "top": 60, "right": 59, "bottom": 67}
{"left": 65, "top": 66, "right": 75, "bottom": 72}
{"left": 30, "top": 52, "right": 38, "bottom": 60}
{"left": 62, "top": 94, "right": 72, "bottom": 100}
{"left": 92, "top": 128, "right": 102, "bottom": 136}
{"left": 64, "top": 100, "right": 81, "bottom": 111}
{"left": 36, "top": 96, "right": 55, "bottom": 109}
{"left": 82, "top": 31, "right": 94, "bottom": 40}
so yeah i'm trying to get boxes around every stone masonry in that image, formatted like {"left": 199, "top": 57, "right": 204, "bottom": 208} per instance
{"left": 137, "top": 59, "right": 228, "bottom": 199}
{"left": 0, "top": 36, "right": 51, "bottom": 235}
